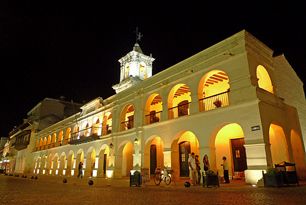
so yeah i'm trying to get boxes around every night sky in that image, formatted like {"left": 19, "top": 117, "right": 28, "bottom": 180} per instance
{"left": 1, "top": 2, "right": 306, "bottom": 137}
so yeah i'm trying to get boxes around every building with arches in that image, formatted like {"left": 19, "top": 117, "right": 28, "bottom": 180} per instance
{"left": 28, "top": 30, "right": 306, "bottom": 185}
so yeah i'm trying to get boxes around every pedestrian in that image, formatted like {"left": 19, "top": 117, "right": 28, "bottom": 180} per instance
{"left": 195, "top": 155, "right": 201, "bottom": 185}
{"left": 221, "top": 156, "right": 230, "bottom": 183}
{"left": 188, "top": 152, "right": 197, "bottom": 185}
{"left": 77, "top": 162, "right": 83, "bottom": 178}
{"left": 203, "top": 154, "right": 210, "bottom": 174}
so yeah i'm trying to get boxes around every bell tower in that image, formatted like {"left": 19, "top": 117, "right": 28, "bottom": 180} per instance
{"left": 112, "top": 29, "right": 155, "bottom": 93}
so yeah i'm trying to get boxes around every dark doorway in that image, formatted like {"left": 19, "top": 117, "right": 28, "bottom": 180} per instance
{"left": 103, "top": 154, "right": 107, "bottom": 175}
{"left": 231, "top": 138, "right": 247, "bottom": 172}
{"left": 150, "top": 144, "right": 157, "bottom": 175}
{"left": 179, "top": 141, "right": 191, "bottom": 177}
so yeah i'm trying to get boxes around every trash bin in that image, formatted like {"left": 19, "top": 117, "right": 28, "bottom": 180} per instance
{"left": 130, "top": 170, "right": 142, "bottom": 187}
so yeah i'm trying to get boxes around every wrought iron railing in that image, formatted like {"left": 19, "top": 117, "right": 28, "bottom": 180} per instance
{"left": 168, "top": 101, "right": 190, "bottom": 119}
{"left": 145, "top": 111, "right": 162, "bottom": 124}
{"left": 199, "top": 90, "right": 229, "bottom": 112}
{"left": 120, "top": 120, "right": 134, "bottom": 130}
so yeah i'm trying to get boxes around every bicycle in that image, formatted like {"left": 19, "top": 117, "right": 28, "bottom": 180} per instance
{"left": 154, "top": 167, "right": 172, "bottom": 185}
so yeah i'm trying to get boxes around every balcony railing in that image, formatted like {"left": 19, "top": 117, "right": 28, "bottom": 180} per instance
{"left": 120, "top": 120, "right": 134, "bottom": 130}
{"left": 68, "top": 133, "right": 100, "bottom": 145}
{"left": 168, "top": 102, "right": 190, "bottom": 119}
{"left": 145, "top": 111, "right": 162, "bottom": 125}
{"left": 199, "top": 90, "right": 229, "bottom": 112}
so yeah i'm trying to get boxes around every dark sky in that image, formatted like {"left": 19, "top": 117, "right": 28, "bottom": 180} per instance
{"left": 1, "top": 2, "right": 306, "bottom": 137}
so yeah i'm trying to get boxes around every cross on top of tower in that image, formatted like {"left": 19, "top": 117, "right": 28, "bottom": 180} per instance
{"left": 135, "top": 27, "right": 143, "bottom": 43}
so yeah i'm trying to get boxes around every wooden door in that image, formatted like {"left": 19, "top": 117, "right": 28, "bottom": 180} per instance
{"left": 179, "top": 141, "right": 191, "bottom": 177}
{"left": 103, "top": 154, "right": 107, "bottom": 175}
{"left": 150, "top": 144, "right": 157, "bottom": 174}
{"left": 231, "top": 138, "right": 247, "bottom": 172}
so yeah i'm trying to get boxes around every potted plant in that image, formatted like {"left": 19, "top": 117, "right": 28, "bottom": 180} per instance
{"left": 213, "top": 99, "right": 222, "bottom": 108}
{"left": 204, "top": 170, "right": 220, "bottom": 187}
{"left": 263, "top": 168, "right": 284, "bottom": 187}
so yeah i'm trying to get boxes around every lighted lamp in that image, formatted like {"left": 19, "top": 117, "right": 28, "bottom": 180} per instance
{"left": 106, "top": 170, "right": 114, "bottom": 178}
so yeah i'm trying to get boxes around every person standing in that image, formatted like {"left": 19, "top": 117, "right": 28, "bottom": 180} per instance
{"left": 77, "top": 162, "right": 83, "bottom": 178}
{"left": 188, "top": 152, "right": 197, "bottom": 185}
{"left": 221, "top": 156, "right": 230, "bottom": 183}
{"left": 203, "top": 154, "right": 210, "bottom": 174}
{"left": 195, "top": 155, "right": 201, "bottom": 185}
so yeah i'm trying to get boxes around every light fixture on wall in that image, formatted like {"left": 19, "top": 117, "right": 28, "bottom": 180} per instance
{"left": 134, "top": 138, "right": 138, "bottom": 144}
{"left": 109, "top": 142, "right": 113, "bottom": 149}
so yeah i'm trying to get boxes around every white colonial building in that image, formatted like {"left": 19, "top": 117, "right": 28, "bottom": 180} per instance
{"left": 28, "top": 30, "right": 306, "bottom": 185}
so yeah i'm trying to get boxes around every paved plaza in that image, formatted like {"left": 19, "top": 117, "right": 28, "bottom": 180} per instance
{"left": 0, "top": 175, "right": 306, "bottom": 205}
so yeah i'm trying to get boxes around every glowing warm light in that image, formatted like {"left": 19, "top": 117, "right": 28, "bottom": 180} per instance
{"left": 106, "top": 170, "right": 113, "bottom": 178}
{"left": 63, "top": 170, "right": 66, "bottom": 175}
{"left": 163, "top": 151, "right": 171, "bottom": 168}
{"left": 33, "top": 169, "right": 35, "bottom": 174}
{"left": 256, "top": 65, "right": 274, "bottom": 93}
{"left": 95, "top": 157, "right": 99, "bottom": 169}
{"left": 92, "top": 170, "right": 97, "bottom": 177}
{"left": 37, "top": 169, "right": 40, "bottom": 174}
{"left": 49, "top": 170, "right": 52, "bottom": 174}
{"left": 71, "top": 170, "right": 74, "bottom": 176}
{"left": 42, "top": 170, "right": 45, "bottom": 174}
{"left": 215, "top": 123, "right": 244, "bottom": 176}
{"left": 55, "top": 170, "right": 58, "bottom": 175}
{"left": 269, "top": 124, "right": 289, "bottom": 164}
{"left": 245, "top": 170, "right": 263, "bottom": 185}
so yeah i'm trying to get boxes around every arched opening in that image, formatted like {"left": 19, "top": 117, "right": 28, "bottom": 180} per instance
{"left": 290, "top": 130, "right": 306, "bottom": 179}
{"left": 47, "top": 135, "right": 51, "bottom": 145}
{"left": 103, "top": 112, "right": 112, "bottom": 135}
{"left": 269, "top": 124, "right": 289, "bottom": 165}
{"left": 52, "top": 154, "right": 59, "bottom": 175}
{"left": 51, "top": 133, "right": 57, "bottom": 147}
{"left": 144, "top": 94, "right": 162, "bottom": 124}
{"left": 64, "top": 127, "right": 71, "bottom": 145}
{"left": 39, "top": 138, "right": 43, "bottom": 149}
{"left": 67, "top": 151, "right": 74, "bottom": 176}
{"left": 92, "top": 118, "right": 102, "bottom": 136}
{"left": 212, "top": 123, "right": 247, "bottom": 180}
{"left": 120, "top": 104, "right": 135, "bottom": 131}
{"left": 144, "top": 136, "right": 164, "bottom": 175}
{"left": 198, "top": 70, "right": 230, "bottom": 112}
{"left": 171, "top": 131, "right": 199, "bottom": 179}
{"left": 59, "top": 153, "right": 66, "bottom": 176}
{"left": 168, "top": 84, "right": 191, "bottom": 119}
{"left": 122, "top": 142, "right": 134, "bottom": 177}
{"left": 76, "top": 150, "right": 84, "bottom": 176}
{"left": 98, "top": 145, "right": 110, "bottom": 177}
{"left": 85, "top": 148, "right": 96, "bottom": 177}
{"left": 84, "top": 122, "right": 90, "bottom": 137}
{"left": 256, "top": 65, "right": 274, "bottom": 93}
{"left": 58, "top": 130, "right": 64, "bottom": 145}
{"left": 34, "top": 157, "right": 41, "bottom": 174}
{"left": 72, "top": 125, "right": 80, "bottom": 140}
{"left": 41, "top": 156, "right": 47, "bottom": 174}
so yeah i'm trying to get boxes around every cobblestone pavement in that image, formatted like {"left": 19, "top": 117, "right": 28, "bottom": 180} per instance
{"left": 1, "top": 175, "right": 306, "bottom": 205}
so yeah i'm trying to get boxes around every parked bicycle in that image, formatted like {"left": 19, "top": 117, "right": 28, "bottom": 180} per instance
{"left": 154, "top": 167, "right": 172, "bottom": 185}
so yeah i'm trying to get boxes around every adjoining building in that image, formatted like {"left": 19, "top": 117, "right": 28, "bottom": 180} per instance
{"left": 25, "top": 30, "right": 306, "bottom": 185}
{"left": 5, "top": 98, "right": 82, "bottom": 174}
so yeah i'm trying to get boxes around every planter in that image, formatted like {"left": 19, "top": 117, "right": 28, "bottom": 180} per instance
{"left": 263, "top": 172, "right": 284, "bottom": 187}
{"left": 203, "top": 172, "right": 220, "bottom": 187}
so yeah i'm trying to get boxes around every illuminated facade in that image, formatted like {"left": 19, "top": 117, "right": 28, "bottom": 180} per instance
{"left": 28, "top": 30, "right": 306, "bottom": 185}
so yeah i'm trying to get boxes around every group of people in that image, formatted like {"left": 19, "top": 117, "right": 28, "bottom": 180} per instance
{"left": 188, "top": 152, "right": 229, "bottom": 185}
